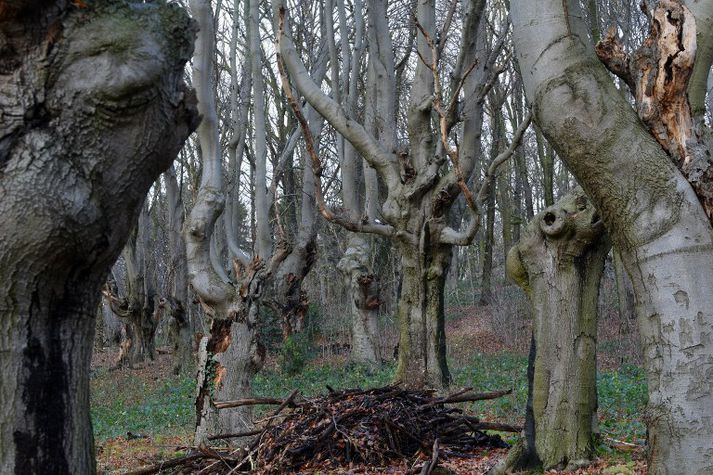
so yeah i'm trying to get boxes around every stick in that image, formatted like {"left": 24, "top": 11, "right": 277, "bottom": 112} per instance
{"left": 124, "top": 454, "right": 203, "bottom": 475}
{"left": 420, "top": 388, "right": 512, "bottom": 407}
{"left": 214, "top": 397, "right": 296, "bottom": 410}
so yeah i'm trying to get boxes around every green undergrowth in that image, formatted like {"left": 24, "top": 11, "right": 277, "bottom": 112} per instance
{"left": 90, "top": 353, "right": 647, "bottom": 448}
{"left": 91, "top": 370, "right": 194, "bottom": 441}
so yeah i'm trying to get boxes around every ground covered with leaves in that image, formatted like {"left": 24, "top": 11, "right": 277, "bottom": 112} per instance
{"left": 92, "top": 310, "right": 648, "bottom": 474}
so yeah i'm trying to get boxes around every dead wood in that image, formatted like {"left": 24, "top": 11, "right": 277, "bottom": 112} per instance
{"left": 137, "top": 385, "right": 512, "bottom": 474}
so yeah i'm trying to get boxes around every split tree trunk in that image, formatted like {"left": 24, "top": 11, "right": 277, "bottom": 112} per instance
{"left": 499, "top": 189, "right": 610, "bottom": 472}
{"left": 0, "top": 2, "right": 197, "bottom": 472}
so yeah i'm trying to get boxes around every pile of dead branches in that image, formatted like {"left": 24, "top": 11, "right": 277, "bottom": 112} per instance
{"left": 129, "top": 385, "right": 519, "bottom": 475}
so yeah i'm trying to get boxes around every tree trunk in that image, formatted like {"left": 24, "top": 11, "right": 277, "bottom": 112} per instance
{"left": 512, "top": 1, "right": 713, "bottom": 472}
{"left": 164, "top": 166, "right": 193, "bottom": 375}
{"left": 338, "top": 235, "right": 381, "bottom": 363}
{"left": 500, "top": 189, "right": 610, "bottom": 472}
{"left": 194, "top": 293, "right": 265, "bottom": 444}
{"left": 393, "top": 242, "right": 451, "bottom": 389}
{"left": 0, "top": 2, "right": 196, "bottom": 472}
{"left": 479, "top": 191, "right": 495, "bottom": 306}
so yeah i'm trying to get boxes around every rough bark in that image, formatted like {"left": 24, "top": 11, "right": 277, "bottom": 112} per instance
{"left": 0, "top": 1, "right": 197, "bottom": 472}
{"left": 499, "top": 189, "right": 610, "bottom": 472}
{"left": 512, "top": 0, "right": 713, "bottom": 472}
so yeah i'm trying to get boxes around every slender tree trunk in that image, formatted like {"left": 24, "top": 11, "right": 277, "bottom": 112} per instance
{"left": 479, "top": 191, "right": 495, "bottom": 306}
{"left": 500, "top": 189, "right": 610, "bottom": 472}
{"left": 0, "top": 2, "right": 196, "bottom": 472}
{"left": 164, "top": 166, "right": 193, "bottom": 375}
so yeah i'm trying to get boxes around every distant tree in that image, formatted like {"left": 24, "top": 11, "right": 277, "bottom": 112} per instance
{"left": 0, "top": 1, "right": 196, "bottom": 472}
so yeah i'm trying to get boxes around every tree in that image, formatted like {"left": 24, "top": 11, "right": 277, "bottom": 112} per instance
{"left": 276, "top": 0, "right": 531, "bottom": 388}
{"left": 185, "top": 0, "right": 324, "bottom": 442}
{"left": 102, "top": 203, "right": 160, "bottom": 368}
{"left": 511, "top": 0, "right": 713, "bottom": 472}
{"left": 0, "top": 1, "right": 197, "bottom": 472}
{"left": 500, "top": 188, "right": 609, "bottom": 472}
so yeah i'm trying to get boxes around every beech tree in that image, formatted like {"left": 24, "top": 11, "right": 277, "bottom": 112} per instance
{"left": 0, "top": 0, "right": 197, "bottom": 472}
{"left": 500, "top": 188, "right": 609, "bottom": 472}
{"left": 102, "top": 203, "right": 160, "bottom": 368}
{"left": 185, "top": 0, "right": 325, "bottom": 441}
{"left": 276, "top": 0, "right": 531, "bottom": 388}
{"left": 511, "top": 0, "right": 713, "bottom": 472}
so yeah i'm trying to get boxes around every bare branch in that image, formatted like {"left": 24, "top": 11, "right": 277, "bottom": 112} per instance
{"left": 440, "top": 111, "right": 532, "bottom": 245}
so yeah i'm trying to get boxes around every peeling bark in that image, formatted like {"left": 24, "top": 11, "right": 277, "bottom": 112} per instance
{"left": 596, "top": 0, "right": 713, "bottom": 221}
{"left": 0, "top": 1, "right": 197, "bottom": 472}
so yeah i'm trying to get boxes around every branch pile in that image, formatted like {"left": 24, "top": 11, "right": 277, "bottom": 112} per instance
{"left": 129, "top": 385, "right": 519, "bottom": 474}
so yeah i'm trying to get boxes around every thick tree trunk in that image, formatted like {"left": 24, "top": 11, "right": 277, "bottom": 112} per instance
{"left": 394, "top": 242, "right": 451, "bottom": 389}
{"left": 512, "top": 1, "right": 713, "bottom": 472}
{"left": 501, "top": 189, "right": 609, "bottom": 472}
{"left": 0, "top": 2, "right": 196, "bottom": 472}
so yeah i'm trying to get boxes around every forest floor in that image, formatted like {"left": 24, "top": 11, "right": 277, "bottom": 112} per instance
{"left": 91, "top": 307, "right": 648, "bottom": 474}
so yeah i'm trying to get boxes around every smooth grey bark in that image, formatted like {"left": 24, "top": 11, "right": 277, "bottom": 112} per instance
{"left": 499, "top": 189, "right": 609, "bottom": 472}
{"left": 186, "top": 0, "right": 268, "bottom": 443}
{"left": 163, "top": 166, "right": 193, "bottom": 376}
{"left": 187, "top": 0, "right": 322, "bottom": 442}
{"left": 334, "top": 0, "right": 382, "bottom": 365}
{"left": 512, "top": 1, "right": 713, "bottom": 472}
{"left": 0, "top": 2, "right": 197, "bottom": 473}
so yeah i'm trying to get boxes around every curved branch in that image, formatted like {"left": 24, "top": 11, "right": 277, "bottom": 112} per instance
{"left": 273, "top": 3, "right": 401, "bottom": 189}
{"left": 440, "top": 111, "right": 532, "bottom": 245}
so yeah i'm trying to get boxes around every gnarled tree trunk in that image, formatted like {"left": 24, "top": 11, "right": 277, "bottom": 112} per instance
{"left": 0, "top": 2, "right": 197, "bottom": 472}
{"left": 394, "top": 240, "right": 451, "bottom": 388}
{"left": 497, "top": 189, "right": 610, "bottom": 472}
{"left": 511, "top": 0, "right": 713, "bottom": 472}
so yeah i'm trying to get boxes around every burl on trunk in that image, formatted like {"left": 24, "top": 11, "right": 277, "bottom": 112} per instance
{"left": 495, "top": 189, "right": 609, "bottom": 472}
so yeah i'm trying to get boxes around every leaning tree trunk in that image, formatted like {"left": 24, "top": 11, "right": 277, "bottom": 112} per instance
{"left": 511, "top": 0, "right": 713, "bottom": 472}
{"left": 496, "top": 189, "right": 610, "bottom": 472}
{"left": 0, "top": 2, "right": 196, "bottom": 473}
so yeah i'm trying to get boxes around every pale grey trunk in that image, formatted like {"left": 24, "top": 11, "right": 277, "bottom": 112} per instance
{"left": 502, "top": 189, "right": 609, "bottom": 471}
{"left": 333, "top": 0, "right": 382, "bottom": 364}
{"left": 250, "top": 0, "right": 272, "bottom": 260}
{"left": 338, "top": 236, "right": 381, "bottom": 363}
{"left": 0, "top": 2, "right": 196, "bottom": 473}
{"left": 512, "top": 1, "right": 713, "bottom": 472}
{"left": 164, "top": 166, "right": 192, "bottom": 375}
